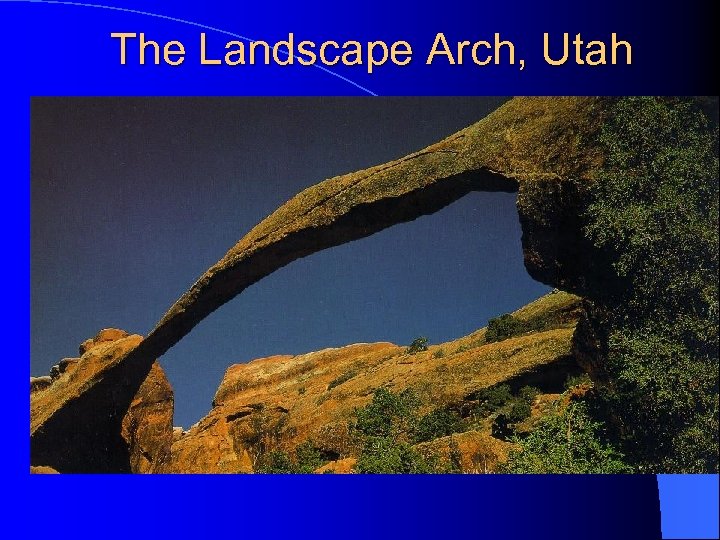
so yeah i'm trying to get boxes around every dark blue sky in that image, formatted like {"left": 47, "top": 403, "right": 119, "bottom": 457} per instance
{"left": 31, "top": 97, "right": 549, "bottom": 427}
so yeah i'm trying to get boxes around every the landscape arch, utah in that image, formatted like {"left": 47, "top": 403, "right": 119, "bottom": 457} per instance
{"left": 30, "top": 97, "right": 719, "bottom": 475}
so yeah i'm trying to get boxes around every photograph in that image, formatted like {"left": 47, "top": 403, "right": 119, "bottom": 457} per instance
{"left": 30, "top": 96, "right": 718, "bottom": 476}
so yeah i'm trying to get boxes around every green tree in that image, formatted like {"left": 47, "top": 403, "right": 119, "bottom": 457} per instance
{"left": 485, "top": 314, "right": 525, "bottom": 343}
{"left": 353, "top": 387, "right": 419, "bottom": 438}
{"left": 502, "top": 401, "right": 632, "bottom": 474}
{"left": 406, "top": 337, "right": 429, "bottom": 354}
{"left": 414, "top": 408, "right": 465, "bottom": 443}
{"left": 352, "top": 388, "right": 444, "bottom": 473}
{"left": 585, "top": 97, "right": 719, "bottom": 472}
{"left": 256, "top": 451, "right": 295, "bottom": 473}
{"left": 518, "top": 385, "right": 541, "bottom": 404}
{"left": 473, "top": 384, "right": 513, "bottom": 417}
{"left": 356, "top": 437, "right": 434, "bottom": 474}
{"left": 505, "top": 399, "right": 531, "bottom": 424}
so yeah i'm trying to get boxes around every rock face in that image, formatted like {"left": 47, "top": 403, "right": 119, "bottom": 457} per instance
{"left": 30, "top": 465, "right": 59, "bottom": 474}
{"left": 49, "top": 358, "right": 80, "bottom": 380}
{"left": 30, "top": 329, "right": 174, "bottom": 473}
{"left": 167, "top": 293, "right": 582, "bottom": 473}
{"left": 121, "top": 362, "right": 175, "bottom": 473}
{"left": 32, "top": 98, "right": 612, "bottom": 470}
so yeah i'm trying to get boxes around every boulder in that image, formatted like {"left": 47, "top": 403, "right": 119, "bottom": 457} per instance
{"left": 49, "top": 358, "right": 80, "bottom": 381}
{"left": 79, "top": 328, "right": 130, "bottom": 355}
{"left": 30, "top": 376, "right": 52, "bottom": 393}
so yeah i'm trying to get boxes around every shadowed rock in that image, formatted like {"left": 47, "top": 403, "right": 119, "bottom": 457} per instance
{"left": 121, "top": 362, "right": 175, "bottom": 473}
{"left": 31, "top": 330, "right": 173, "bottom": 473}
{"left": 31, "top": 97, "right": 608, "bottom": 471}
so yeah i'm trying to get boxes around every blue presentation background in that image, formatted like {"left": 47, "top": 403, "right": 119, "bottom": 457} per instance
{"left": 1, "top": 1, "right": 717, "bottom": 539}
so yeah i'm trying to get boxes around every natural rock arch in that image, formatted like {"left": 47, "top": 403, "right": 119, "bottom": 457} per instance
{"left": 31, "top": 97, "right": 607, "bottom": 471}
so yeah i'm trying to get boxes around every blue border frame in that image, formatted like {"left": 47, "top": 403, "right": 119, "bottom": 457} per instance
{"left": 4, "top": 2, "right": 718, "bottom": 538}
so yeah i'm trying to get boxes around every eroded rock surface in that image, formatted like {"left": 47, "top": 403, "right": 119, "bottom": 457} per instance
{"left": 30, "top": 376, "right": 52, "bottom": 393}
{"left": 121, "top": 362, "right": 174, "bottom": 473}
{"left": 30, "top": 329, "right": 173, "bottom": 473}
{"left": 79, "top": 328, "right": 130, "bottom": 355}
{"left": 30, "top": 465, "right": 59, "bottom": 474}
{"left": 167, "top": 293, "right": 581, "bottom": 473}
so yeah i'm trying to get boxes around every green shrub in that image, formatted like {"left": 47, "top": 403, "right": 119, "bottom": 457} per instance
{"left": 406, "top": 337, "right": 429, "bottom": 354}
{"left": 485, "top": 309, "right": 567, "bottom": 344}
{"left": 414, "top": 408, "right": 465, "bottom": 443}
{"left": 327, "top": 368, "right": 358, "bottom": 391}
{"left": 432, "top": 348, "right": 445, "bottom": 359}
{"left": 490, "top": 399, "right": 532, "bottom": 440}
{"left": 518, "top": 385, "right": 541, "bottom": 404}
{"left": 256, "top": 451, "right": 295, "bottom": 474}
{"left": 256, "top": 442, "right": 328, "bottom": 474}
{"left": 353, "top": 387, "right": 419, "bottom": 439}
{"left": 501, "top": 401, "right": 632, "bottom": 473}
{"left": 356, "top": 436, "right": 434, "bottom": 474}
{"left": 474, "top": 384, "right": 513, "bottom": 417}
{"left": 564, "top": 373, "right": 591, "bottom": 391}
{"left": 485, "top": 314, "right": 525, "bottom": 343}
{"left": 505, "top": 399, "right": 532, "bottom": 424}
{"left": 351, "top": 388, "right": 452, "bottom": 473}
{"left": 294, "top": 441, "right": 326, "bottom": 473}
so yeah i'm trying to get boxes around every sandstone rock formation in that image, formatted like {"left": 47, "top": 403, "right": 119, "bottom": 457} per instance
{"left": 30, "top": 465, "right": 59, "bottom": 474}
{"left": 49, "top": 358, "right": 80, "bottom": 381}
{"left": 415, "top": 431, "right": 515, "bottom": 474}
{"left": 167, "top": 293, "right": 581, "bottom": 473}
{"left": 32, "top": 97, "right": 611, "bottom": 471}
{"left": 314, "top": 458, "right": 357, "bottom": 474}
{"left": 79, "top": 328, "right": 131, "bottom": 355}
{"left": 121, "top": 361, "right": 174, "bottom": 473}
{"left": 30, "top": 376, "right": 52, "bottom": 393}
{"left": 30, "top": 329, "right": 173, "bottom": 473}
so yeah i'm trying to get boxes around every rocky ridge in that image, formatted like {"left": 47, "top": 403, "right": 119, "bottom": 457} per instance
{"left": 166, "top": 292, "right": 581, "bottom": 473}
